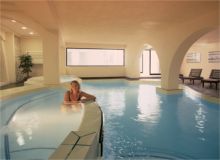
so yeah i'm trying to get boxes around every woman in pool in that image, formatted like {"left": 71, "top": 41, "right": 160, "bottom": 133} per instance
{"left": 63, "top": 80, "right": 96, "bottom": 104}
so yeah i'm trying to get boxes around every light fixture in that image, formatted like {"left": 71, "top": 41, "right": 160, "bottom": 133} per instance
{"left": 29, "top": 32, "right": 34, "bottom": 35}
{"left": 11, "top": 19, "right": 16, "bottom": 23}
{"left": 21, "top": 26, "right": 27, "bottom": 30}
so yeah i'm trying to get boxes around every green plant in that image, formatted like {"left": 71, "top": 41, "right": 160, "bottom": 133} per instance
{"left": 18, "top": 54, "right": 33, "bottom": 80}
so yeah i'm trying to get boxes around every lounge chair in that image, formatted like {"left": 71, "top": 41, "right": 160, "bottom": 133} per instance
{"left": 181, "top": 69, "right": 203, "bottom": 84}
{"left": 202, "top": 69, "right": 220, "bottom": 90}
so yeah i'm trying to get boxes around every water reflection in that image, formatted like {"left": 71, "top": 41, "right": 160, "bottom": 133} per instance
{"left": 194, "top": 106, "right": 207, "bottom": 140}
{"left": 184, "top": 87, "right": 201, "bottom": 103}
{"left": 7, "top": 102, "right": 85, "bottom": 147}
{"left": 106, "top": 90, "right": 125, "bottom": 117}
{"left": 10, "top": 113, "right": 39, "bottom": 146}
{"left": 60, "top": 103, "right": 83, "bottom": 113}
{"left": 15, "top": 131, "right": 25, "bottom": 146}
{"left": 137, "top": 85, "right": 161, "bottom": 123}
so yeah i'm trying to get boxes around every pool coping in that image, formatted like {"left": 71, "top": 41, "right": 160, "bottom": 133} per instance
{"left": 49, "top": 102, "right": 103, "bottom": 159}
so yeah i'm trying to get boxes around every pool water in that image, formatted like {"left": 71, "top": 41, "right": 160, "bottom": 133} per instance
{"left": 0, "top": 79, "right": 219, "bottom": 159}
{"left": 81, "top": 80, "right": 219, "bottom": 159}
{"left": 0, "top": 88, "right": 84, "bottom": 160}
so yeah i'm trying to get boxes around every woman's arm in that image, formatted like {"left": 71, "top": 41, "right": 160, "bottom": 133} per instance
{"left": 80, "top": 91, "right": 96, "bottom": 102}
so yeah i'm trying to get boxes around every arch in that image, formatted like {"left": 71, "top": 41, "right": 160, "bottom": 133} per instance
{"left": 168, "top": 27, "right": 219, "bottom": 89}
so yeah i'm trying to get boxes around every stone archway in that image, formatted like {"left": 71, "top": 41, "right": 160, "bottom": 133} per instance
{"left": 166, "top": 27, "right": 219, "bottom": 90}
{"left": 180, "top": 29, "right": 220, "bottom": 80}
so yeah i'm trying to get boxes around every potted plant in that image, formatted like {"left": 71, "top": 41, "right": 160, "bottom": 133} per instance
{"left": 18, "top": 53, "right": 33, "bottom": 81}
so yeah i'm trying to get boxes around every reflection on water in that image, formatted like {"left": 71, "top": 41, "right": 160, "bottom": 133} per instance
{"left": 137, "top": 85, "right": 161, "bottom": 123}
{"left": 9, "top": 102, "right": 84, "bottom": 147}
{"left": 195, "top": 106, "right": 207, "bottom": 141}
{"left": 15, "top": 131, "right": 25, "bottom": 146}
{"left": 10, "top": 113, "right": 39, "bottom": 146}
{"left": 4, "top": 99, "right": 84, "bottom": 153}
{"left": 106, "top": 90, "right": 125, "bottom": 117}
{"left": 60, "top": 103, "right": 84, "bottom": 113}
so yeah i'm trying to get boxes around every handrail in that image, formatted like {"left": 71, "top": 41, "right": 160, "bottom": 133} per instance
{"left": 98, "top": 106, "right": 104, "bottom": 156}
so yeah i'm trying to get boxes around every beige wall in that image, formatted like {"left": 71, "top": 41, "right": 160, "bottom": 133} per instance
{"left": 59, "top": 46, "right": 66, "bottom": 75}
{"left": 181, "top": 42, "right": 220, "bottom": 79}
{"left": 20, "top": 37, "right": 43, "bottom": 76}
{"left": 66, "top": 67, "right": 124, "bottom": 78}
{"left": 31, "top": 64, "right": 43, "bottom": 76}
{"left": 14, "top": 36, "right": 21, "bottom": 56}
{"left": 0, "top": 30, "right": 8, "bottom": 82}
{"left": 20, "top": 37, "right": 42, "bottom": 54}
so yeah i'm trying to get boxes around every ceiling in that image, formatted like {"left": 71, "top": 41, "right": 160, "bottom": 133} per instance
{"left": 0, "top": 18, "right": 39, "bottom": 37}
{"left": 0, "top": 1, "right": 219, "bottom": 44}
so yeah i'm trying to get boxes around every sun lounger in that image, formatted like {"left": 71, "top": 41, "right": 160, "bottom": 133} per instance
{"left": 181, "top": 69, "right": 203, "bottom": 84}
{"left": 202, "top": 69, "right": 220, "bottom": 90}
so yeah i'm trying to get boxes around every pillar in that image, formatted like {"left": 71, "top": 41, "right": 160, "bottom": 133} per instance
{"left": 42, "top": 31, "right": 60, "bottom": 85}
{"left": 125, "top": 43, "right": 143, "bottom": 79}
{"left": 5, "top": 32, "right": 16, "bottom": 83}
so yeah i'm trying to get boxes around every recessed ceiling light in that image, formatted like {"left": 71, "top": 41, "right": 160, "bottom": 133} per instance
{"left": 29, "top": 32, "right": 34, "bottom": 35}
{"left": 11, "top": 19, "right": 16, "bottom": 23}
{"left": 21, "top": 26, "right": 27, "bottom": 30}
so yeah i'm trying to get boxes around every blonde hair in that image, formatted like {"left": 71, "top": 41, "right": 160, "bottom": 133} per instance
{"left": 70, "top": 80, "right": 80, "bottom": 89}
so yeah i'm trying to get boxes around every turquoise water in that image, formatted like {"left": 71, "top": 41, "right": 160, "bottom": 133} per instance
{"left": 81, "top": 80, "right": 219, "bottom": 159}
{"left": 0, "top": 80, "right": 219, "bottom": 159}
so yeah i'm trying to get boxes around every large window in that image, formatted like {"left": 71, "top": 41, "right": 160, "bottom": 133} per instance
{"left": 66, "top": 48, "right": 124, "bottom": 66}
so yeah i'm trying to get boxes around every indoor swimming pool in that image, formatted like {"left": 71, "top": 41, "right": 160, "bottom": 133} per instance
{"left": 0, "top": 79, "right": 219, "bottom": 159}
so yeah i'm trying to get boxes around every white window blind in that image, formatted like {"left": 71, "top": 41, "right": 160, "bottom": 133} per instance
{"left": 66, "top": 48, "right": 124, "bottom": 66}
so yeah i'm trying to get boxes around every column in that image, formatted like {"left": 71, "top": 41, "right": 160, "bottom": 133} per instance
{"left": 42, "top": 31, "right": 60, "bottom": 85}
{"left": 5, "top": 32, "right": 16, "bottom": 83}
